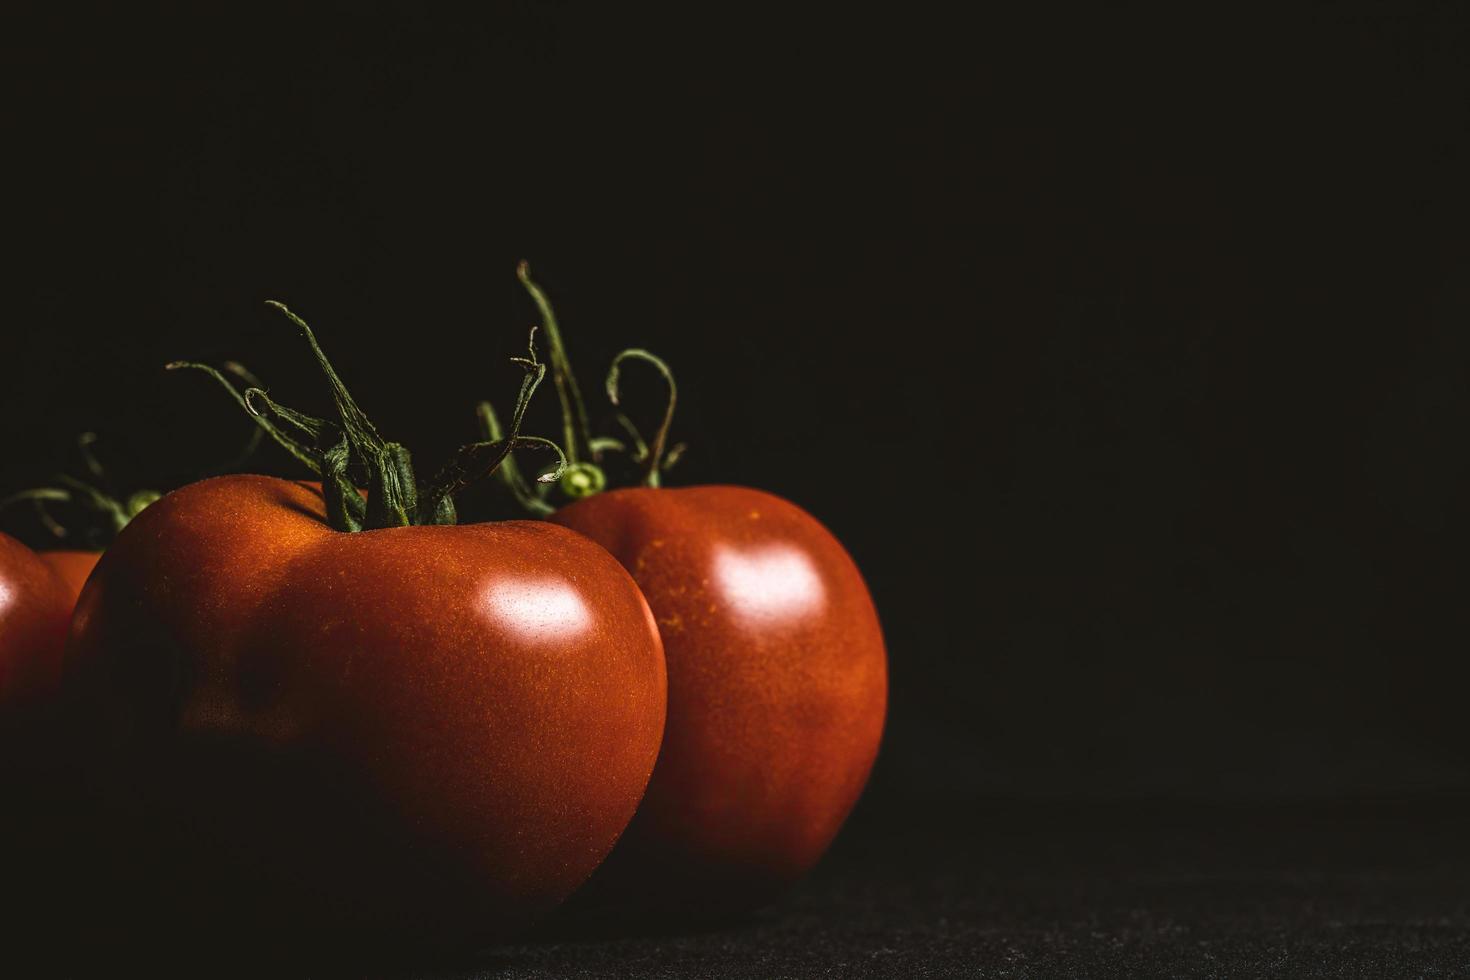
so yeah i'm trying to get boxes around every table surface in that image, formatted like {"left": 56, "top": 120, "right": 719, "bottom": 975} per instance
{"left": 396, "top": 798, "right": 1470, "bottom": 979}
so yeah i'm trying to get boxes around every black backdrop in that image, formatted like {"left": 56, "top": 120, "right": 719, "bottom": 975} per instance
{"left": 4, "top": 2, "right": 1470, "bottom": 813}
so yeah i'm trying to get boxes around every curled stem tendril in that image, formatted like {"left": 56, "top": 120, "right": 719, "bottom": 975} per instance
{"left": 606, "top": 348, "right": 678, "bottom": 488}
{"left": 419, "top": 327, "right": 568, "bottom": 521}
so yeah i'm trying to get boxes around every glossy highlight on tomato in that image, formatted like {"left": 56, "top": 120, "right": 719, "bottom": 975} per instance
{"left": 65, "top": 475, "right": 667, "bottom": 954}
{"left": 550, "top": 484, "right": 887, "bottom": 919}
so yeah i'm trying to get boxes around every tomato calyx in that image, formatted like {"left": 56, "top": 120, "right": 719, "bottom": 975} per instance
{"left": 0, "top": 433, "right": 167, "bottom": 549}
{"left": 4, "top": 368, "right": 270, "bottom": 547}
{"left": 480, "top": 262, "right": 685, "bottom": 515}
{"left": 174, "top": 302, "right": 565, "bottom": 533}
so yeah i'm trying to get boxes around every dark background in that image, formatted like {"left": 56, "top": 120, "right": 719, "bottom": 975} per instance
{"left": 5, "top": 2, "right": 1470, "bottom": 820}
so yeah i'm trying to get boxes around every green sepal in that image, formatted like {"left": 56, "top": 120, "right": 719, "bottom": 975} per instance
{"left": 243, "top": 387, "right": 368, "bottom": 530}
{"left": 0, "top": 433, "right": 170, "bottom": 546}
{"left": 167, "top": 361, "right": 321, "bottom": 475}
{"left": 320, "top": 438, "right": 365, "bottom": 533}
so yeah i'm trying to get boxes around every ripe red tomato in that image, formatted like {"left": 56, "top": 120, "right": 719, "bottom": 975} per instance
{"left": 62, "top": 305, "right": 667, "bottom": 958}
{"left": 66, "top": 474, "right": 666, "bottom": 952}
{"left": 498, "top": 264, "right": 886, "bottom": 922}
{"left": 0, "top": 532, "right": 74, "bottom": 707}
{"left": 549, "top": 485, "right": 886, "bottom": 918}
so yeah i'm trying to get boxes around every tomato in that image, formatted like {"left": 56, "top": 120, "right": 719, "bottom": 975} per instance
{"left": 495, "top": 265, "right": 887, "bottom": 922}
{"left": 0, "top": 533, "right": 74, "bottom": 708}
{"left": 1, "top": 534, "right": 83, "bottom": 966}
{"left": 37, "top": 549, "right": 100, "bottom": 602}
{"left": 548, "top": 485, "right": 886, "bottom": 919}
{"left": 61, "top": 306, "right": 668, "bottom": 958}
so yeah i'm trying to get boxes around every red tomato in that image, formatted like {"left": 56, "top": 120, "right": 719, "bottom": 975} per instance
{"left": 1, "top": 535, "right": 81, "bottom": 965}
{"left": 0, "top": 532, "right": 74, "bottom": 707}
{"left": 549, "top": 484, "right": 886, "bottom": 919}
{"left": 66, "top": 475, "right": 667, "bottom": 952}
{"left": 37, "top": 549, "right": 100, "bottom": 603}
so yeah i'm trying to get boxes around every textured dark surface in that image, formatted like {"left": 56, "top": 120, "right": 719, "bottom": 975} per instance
{"left": 407, "top": 799, "right": 1470, "bottom": 979}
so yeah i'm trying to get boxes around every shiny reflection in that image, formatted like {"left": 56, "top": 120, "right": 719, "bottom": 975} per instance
{"left": 0, "top": 581, "right": 11, "bottom": 616}
{"left": 481, "top": 578, "right": 593, "bottom": 642}
{"left": 713, "top": 545, "right": 826, "bottom": 625}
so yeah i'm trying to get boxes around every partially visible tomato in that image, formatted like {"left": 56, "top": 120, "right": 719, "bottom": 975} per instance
{"left": 550, "top": 486, "right": 886, "bottom": 919}
{"left": 0, "top": 532, "right": 74, "bottom": 707}
{"left": 0, "top": 534, "right": 79, "bottom": 951}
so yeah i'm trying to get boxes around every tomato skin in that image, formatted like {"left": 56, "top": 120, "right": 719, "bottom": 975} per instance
{"left": 0, "top": 533, "right": 74, "bottom": 707}
{"left": 549, "top": 485, "right": 886, "bottom": 918}
{"left": 0, "top": 536, "right": 75, "bottom": 911}
{"left": 65, "top": 475, "right": 666, "bottom": 953}
{"left": 37, "top": 549, "right": 101, "bottom": 604}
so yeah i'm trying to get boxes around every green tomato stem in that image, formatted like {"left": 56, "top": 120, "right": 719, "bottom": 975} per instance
{"left": 606, "top": 348, "right": 677, "bottom": 488}
{"left": 517, "top": 261, "right": 596, "bottom": 465}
